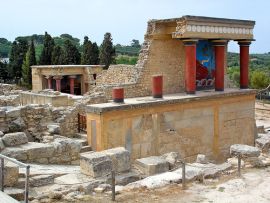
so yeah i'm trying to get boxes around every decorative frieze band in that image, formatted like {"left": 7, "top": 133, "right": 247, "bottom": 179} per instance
{"left": 177, "top": 24, "right": 253, "bottom": 35}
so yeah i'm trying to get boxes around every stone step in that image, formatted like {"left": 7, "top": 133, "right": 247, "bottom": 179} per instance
{"left": 80, "top": 145, "right": 92, "bottom": 153}
{"left": 75, "top": 133, "right": 87, "bottom": 140}
{"left": 15, "top": 174, "right": 54, "bottom": 188}
{"left": 4, "top": 188, "right": 24, "bottom": 201}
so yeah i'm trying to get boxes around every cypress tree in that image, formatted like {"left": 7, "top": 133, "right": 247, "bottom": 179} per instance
{"left": 63, "top": 40, "right": 80, "bottom": 65}
{"left": 8, "top": 39, "right": 28, "bottom": 82}
{"left": 99, "top": 32, "right": 115, "bottom": 69}
{"left": 52, "top": 45, "right": 64, "bottom": 65}
{"left": 39, "top": 32, "right": 55, "bottom": 65}
{"left": 0, "top": 61, "right": 8, "bottom": 81}
{"left": 91, "top": 42, "right": 99, "bottom": 65}
{"left": 81, "top": 36, "right": 92, "bottom": 65}
{"left": 22, "top": 39, "right": 36, "bottom": 88}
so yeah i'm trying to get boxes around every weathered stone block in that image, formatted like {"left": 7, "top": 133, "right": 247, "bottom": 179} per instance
{"left": 25, "top": 142, "right": 55, "bottom": 160}
{"left": 196, "top": 154, "right": 208, "bottom": 164}
{"left": 230, "top": 144, "right": 260, "bottom": 158}
{"left": 80, "top": 151, "right": 112, "bottom": 178}
{"left": 103, "top": 147, "right": 130, "bottom": 173}
{"left": 135, "top": 156, "right": 169, "bottom": 176}
{"left": 47, "top": 124, "right": 60, "bottom": 134}
{"left": 0, "top": 138, "right": 5, "bottom": 151}
{"left": 1, "top": 147, "right": 28, "bottom": 161}
{"left": 3, "top": 161, "right": 19, "bottom": 187}
{"left": 5, "top": 108, "right": 21, "bottom": 118}
{"left": 0, "top": 131, "right": 4, "bottom": 137}
{"left": 2, "top": 132, "right": 28, "bottom": 147}
{"left": 255, "top": 134, "right": 270, "bottom": 153}
{"left": 30, "top": 174, "right": 54, "bottom": 187}
{"left": 9, "top": 117, "right": 26, "bottom": 132}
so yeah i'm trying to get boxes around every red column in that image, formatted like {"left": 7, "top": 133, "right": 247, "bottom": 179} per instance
{"left": 238, "top": 41, "right": 251, "bottom": 89}
{"left": 46, "top": 76, "right": 52, "bottom": 89}
{"left": 54, "top": 76, "right": 62, "bottom": 92}
{"left": 69, "top": 75, "right": 76, "bottom": 95}
{"left": 152, "top": 75, "right": 163, "bottom": 98}
{"left": 213, "top": 40, "right": 227, "bottom": 91}
{"left": 112, "top": 87, "right": 124, "bottom": 103}
{"left": 183, "top": 40, "right": 197, "bottom": 94}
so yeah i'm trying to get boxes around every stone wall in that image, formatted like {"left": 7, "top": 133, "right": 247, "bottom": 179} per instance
{"left": 86, "top": 91, "right": 256, "bottom": 162}
{"left": 0, "top": 83, "right": 23, "bottom": 106}
{"left": 88, "top": 21, "right": 186, "bottom": 100}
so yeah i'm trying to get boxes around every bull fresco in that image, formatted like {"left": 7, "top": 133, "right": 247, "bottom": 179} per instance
{"left": 196, "top": 40, "right": 215, "bottom": 89}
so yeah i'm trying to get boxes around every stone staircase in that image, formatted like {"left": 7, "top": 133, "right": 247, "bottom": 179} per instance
{"left": 74, "top": 133, "right": 92, "bottom": 153}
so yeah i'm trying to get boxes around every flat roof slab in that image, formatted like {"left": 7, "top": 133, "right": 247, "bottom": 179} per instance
{"left": 86, "top": 89, "right": 257, "bottom": 114}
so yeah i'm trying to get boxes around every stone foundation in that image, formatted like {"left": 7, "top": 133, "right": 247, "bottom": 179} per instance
{"left": 86, "top": 89, "right": 256, "bottom": 162}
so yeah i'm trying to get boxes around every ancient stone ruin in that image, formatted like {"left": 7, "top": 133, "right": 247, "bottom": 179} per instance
{"left": 2, "top": 15, "right": 270, "bottom": 203}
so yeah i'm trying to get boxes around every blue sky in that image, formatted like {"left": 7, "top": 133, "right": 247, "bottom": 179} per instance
{"left": 1, "top": 0, "right": 269, "bottom": 53}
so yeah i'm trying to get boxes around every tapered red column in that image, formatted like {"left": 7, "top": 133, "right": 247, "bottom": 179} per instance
{"left": 183, "top": 39, "right": 197, "bottom": 94}
{"left": 54, "top": 76, "right": 62, "bottom": 92}
{"left": 69, "top": 75, "right": 76, "bottom": 95}
{"left": 213, "top": 40, "right": 228, "bottom": 91}
{"left": 45, "top": 76, "right": 52, "bottom": 89}
{"left": 238, "top": 41, "right": 251, "bottom": 89}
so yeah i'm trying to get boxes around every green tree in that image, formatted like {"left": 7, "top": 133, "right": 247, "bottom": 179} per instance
{"left": 91, "top": 42, "right": 99, "bottom": 65}
{"left": 8, "top": 39, "right": 28, "bottom": 81}
{"left": 39, "top": 32, "right": 55, "bottom": 65}
{"left": 52, "top": 45, "right": 64, "bottom": 65}
{"left": 99, "top": 32, "right": 115, "bottom": 68}
{"left": 81, "top": 36, "right": 92, "bottom": 65}
{"left": 0, "top": 61, "right": 8, "bottom": 81}
{"left": 250, "top": 71, "right": 270, "bottom": 89}
{"left": 22, "top": 39, "right": 36, "bottom": 88}
{"left": 131, "top": 39, "right": 140, "bottom": 48}
{"left": 63, "top": 40, "right": 81, "bottom": 64}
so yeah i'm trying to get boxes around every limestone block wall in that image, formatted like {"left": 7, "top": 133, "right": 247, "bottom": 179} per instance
{"left": 86, "top": 93, "right": 255, "bottom": 162}
{"left": 90, "top": 20, "right": 186, "bottom": 100}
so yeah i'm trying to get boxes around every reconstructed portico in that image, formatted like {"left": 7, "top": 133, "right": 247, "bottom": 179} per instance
{"left": 31, "top": 65, "right": 104, "bottom": 95}
{"left": 86, "top": 16, "right": 257, "bottom": 162}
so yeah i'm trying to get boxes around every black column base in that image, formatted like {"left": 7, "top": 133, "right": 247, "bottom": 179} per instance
{"left": 186, "top": 91, "right": 195, "bottom": 94}
{"left": 153, "top": 94, "right": 163, "bottom": 98}
{"left": 240, "top": 85, "right": 248, "bottom": 89}
{"left": 113, "top": 98, "right": 124, "bottom": 103}
{"left": 215, "top": 88, "right": 224, "bottom": 91}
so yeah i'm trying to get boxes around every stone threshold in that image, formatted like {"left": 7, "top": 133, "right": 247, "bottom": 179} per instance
{"left": 86, "top": 88, "right": 257, "bottom": 114}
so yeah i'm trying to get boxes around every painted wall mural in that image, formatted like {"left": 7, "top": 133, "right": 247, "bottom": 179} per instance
{"left": 196, "top": 40, "right": 215, "bottom": 88}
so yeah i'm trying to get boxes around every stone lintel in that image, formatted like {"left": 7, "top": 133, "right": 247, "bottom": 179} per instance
{"left": 86, "top": 89, "right": 257, "bottom": 114}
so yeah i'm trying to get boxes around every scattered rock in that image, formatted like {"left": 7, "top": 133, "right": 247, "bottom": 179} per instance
{"left": 47, "top": 124, "right": 60, "bottom": 134}
{"left": 80, "top": 151, "right": 112, "bottom": 178}
{"left": 196, "top": 154, "right": 208, "bottom": 164}
{"left": 227, "top": 157, "right": 245, "bottom": 167}
{"left": 161, "top": 152, "right": 180, "bottom": 169}
{"left": 230, "top": 144, "right": 260, "bottom": 158}
{"left": 30, "top": 175, "right": 54, "bottom": 187}
{"left": 0, "top": 131, "right": 4, "bottom": 137}
{"left": 9, "top": 117, "right": 26, "bottom": 132}
{"left": 2, "top": 132, "right": 28, "bottom": 147}
{"left": 103, "top": 147, "right": 130, "bottom": 173}
{"left": 256, "top": 134, "right": 270, "bottom": 153}
{"left": 135, "top": 156, "right": 169, "bottom": 176}
{"left": 4, "top": 161, "right": 19, "bottom": 187}
{"left": 0, "top": 138, "right": 5, "bottom": 151}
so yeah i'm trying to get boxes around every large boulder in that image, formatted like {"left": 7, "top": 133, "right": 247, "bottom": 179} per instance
{"left": 135, "top": 156, "right": 169, "bottom": 176}
{"left": 4, "top": 161, "right": 19, "bottom": 187}
{"left": 161, "top": 152, "right": 180, "bottom": 169}
{"left": 47, "top": 124, "right": 60, "bottom": 134}
{"left": 80, "top": 151, "right": 112, "bottom": 178}
{"left": 0, "top": 131, "right": 4, "bottom": 137}
{"left": 2, "top": 132, "right": 28, "bottom": 147}
{"left": 0, "top": 138, "right": 5, "bottom": 151}
{"left": 256, "top": 134, "right": 270, "bottom": 153}
{"left": 9, "top": 117, "right": 26, "bottom": 132}
{"left": 230, "top": 144, "right": 260, "bottom": 158}
{"left": 103, "top": 147, "right": 130, "bottom": 173}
